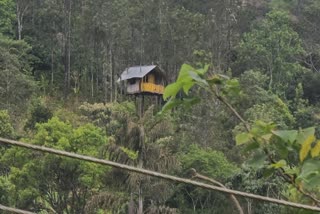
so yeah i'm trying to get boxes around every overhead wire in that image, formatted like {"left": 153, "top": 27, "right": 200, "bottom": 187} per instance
{"left": 0, "top": 204, "right": 35, "bottom": 214}
{"left": 0, "top": 137, "right": 320, "bottom": 212}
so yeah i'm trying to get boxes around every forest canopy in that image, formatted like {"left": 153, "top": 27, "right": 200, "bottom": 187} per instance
{"left": 1, "top": 0, "right": 320, "bottom": 213}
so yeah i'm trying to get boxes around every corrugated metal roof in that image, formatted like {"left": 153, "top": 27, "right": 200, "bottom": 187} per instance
{"left": 119, "top": 65, "right": 157, "bottom": 81}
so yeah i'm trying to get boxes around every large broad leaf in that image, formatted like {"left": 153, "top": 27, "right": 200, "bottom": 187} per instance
{"left": 163, "top": 82, "right": 182, "bottom": 100}
{"left": 297, "top": 159, "right": 320, "bottom": 188}
{"left": 188, "top": 70, "right": 208, "bottom": 86}
{"left": 182, "top": 81, "right": 195, "bottom": 95}
{"left": 177, "top": 64, "right": 195, "bottom": 81}
{"left": 311, "top": 140, "right": 320, "bottom": 158}
{"left": 272, "top": 130, "right": 298, "bottom": 144}
{"left": 273, "top": 139, "right": 289, "bottom": 159}
{"left": 296, "top": 127, "right": 315, "bottom": 145}
{"left": 303, "top": 173, "right": 320, "bottom": 188}
{"left": 236, "top": 133, "right": 252, "bottom": 145}
{"left": 299, "top": 135, "right": 315, "bottom": 162}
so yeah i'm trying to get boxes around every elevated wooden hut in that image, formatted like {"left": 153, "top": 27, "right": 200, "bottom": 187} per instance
{"left": 119, "top": 65, "right": 166, "bottom": 95}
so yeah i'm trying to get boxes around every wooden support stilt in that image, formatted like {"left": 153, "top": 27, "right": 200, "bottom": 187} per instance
{"left": 141, "top": 95, "right": 145, "bottom": 117}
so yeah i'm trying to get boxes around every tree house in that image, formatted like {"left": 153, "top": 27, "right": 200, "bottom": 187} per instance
{"left": 119, "top": 65, "right": 166, "bottom": 95}
{"left": 118, "top": 65, "right": 166, "bottom": 115}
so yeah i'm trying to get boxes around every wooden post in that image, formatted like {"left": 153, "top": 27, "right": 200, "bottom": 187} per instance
{"left": 141, "top": 95, "right": 145, "bottom": 117}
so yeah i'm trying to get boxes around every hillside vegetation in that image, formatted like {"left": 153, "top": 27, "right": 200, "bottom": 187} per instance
{"left": 1, "top": 0, "right": 320, "bottom": 213}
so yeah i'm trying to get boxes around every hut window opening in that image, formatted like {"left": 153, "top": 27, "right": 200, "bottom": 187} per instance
{"left": 129, "top": 79, "right": 136, "bottom": 85}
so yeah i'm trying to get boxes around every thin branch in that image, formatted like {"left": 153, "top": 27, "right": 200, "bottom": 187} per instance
{"left": 211, "top": 86, "right": 250, "bottom": 132}
{"left": 210, "top": 87, "right": 320, "bottom": 206}
{"left": 190, "top": 168, "right": 244, "bottom": 214}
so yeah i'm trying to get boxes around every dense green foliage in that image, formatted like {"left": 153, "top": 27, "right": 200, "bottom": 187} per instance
{"left": 1, "top": 117, "right": 108, "bottom": 213}
{"left": 1, "top": 0, "right": 320, "bottom": 213}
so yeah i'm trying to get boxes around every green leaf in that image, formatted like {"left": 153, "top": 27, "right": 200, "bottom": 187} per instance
{"left": 283, "top": 166, "right": 298, "bottom": 176}
{"left": 188, "top": 70, "right": 208, "bottom": 86}
{"left": 120, "top": 147, "right": 138, "bottom": 160}
{"left": 273, "top": 139, "right": 289, "bottom": 159}
{"left": 244, "top": 141, "right": 260, "bottom": 152}
{"left": 177, "top": 64, "right": 195, "bottom": 81}
{"left": 163, "top": 82, "right": 182, "bottom": 100}
{"left": 236, "top": 133, "right": 252, "bottom": 145}
{"left": 304, "top": 174, "right": 320, "bottom": 188}
{"left": 298, "top": 159, "right": 320, "bottom": 179}
{"left": 161, "top": 99, "right": 183, "bottom": 112}
{"left": 261, "top": 134, "right": 272, "bottom": 142}
{"left": 296, "top": 127, "right": 315, "bottom": 145}
{"left": 263, "top": 167, "right": 276, "bottom": 178}
{"left": 272, "top": 130, "right": 298, "bottom": 143}
{"left": 299, "top": 135, "right": 315, "bottom": 162}
{"left": 270, "top": 159, "right": 286, "bottom": 169}
{"left": 182, "top": 81, "right": 194, "bottom": 95}
{"left": 311, "top": 140, "right": 320, "bottom": 158}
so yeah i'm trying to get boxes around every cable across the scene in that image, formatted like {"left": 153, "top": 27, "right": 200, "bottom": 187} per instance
{"left": 0, "top": 137, "right": 320, "bottom": 213}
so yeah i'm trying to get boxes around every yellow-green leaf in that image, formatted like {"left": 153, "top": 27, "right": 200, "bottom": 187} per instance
{"left": 261, "top": 134, "right": 272, "bottom": 142}
{"left": 270, "top": 159, "right": 287, "bottom": 169}
{"left": 236, "top": 133, "right": 252, "bottom": 145}
{"left": 177, "top": 64, "right": 194, "bottom": 81}
{"left": 296, "top": 127, "right": 315, "bottom": 145}
{"left": 182, "top": 81, "right": 194, "bottom": 95}
{"left": 163, "top": 82, "right": 182, "bottom": 100}
{"left": 299, "top": 135, "right": 315, "bottom": 162}
{"left": 311, "top": 140, "right": 320, "bottom": 158}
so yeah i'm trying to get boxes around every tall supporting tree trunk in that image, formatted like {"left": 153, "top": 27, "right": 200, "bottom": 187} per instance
{"left": 64, "top": 0, "right": 72, "bottom": 99}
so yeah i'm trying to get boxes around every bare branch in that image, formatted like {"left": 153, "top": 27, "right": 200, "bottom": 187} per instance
{"left": 190, "top": 168, "right": 244, "bottom": 214}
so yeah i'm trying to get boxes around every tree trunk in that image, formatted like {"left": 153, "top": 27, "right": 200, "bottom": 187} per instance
{"left": 103, "top": 63, "right": 108, "bottom": 102}
{"left": 138, "top": 184, "right": 143, "bottom": 214}
{"left": 16, "top": 0, "right": 31, "bottom": 40}
{"left": 64, "top": 0, "right": 72, "bottom": 99}
{"left": 51, "top": 48, "right": 54, "bottom": 87}
{"left": 128, "top": 193, "right": 135, "bottom": 214}
{"left": 17, "top": 12, "right": 22, "bottom": 40}
{"left": 91, "top": 70, "right": 94, "bottom": 99}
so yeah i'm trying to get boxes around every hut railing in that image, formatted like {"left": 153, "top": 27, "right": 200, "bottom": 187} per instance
{"left": 141, "top": 83, "right": 164, "bottom": 94}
